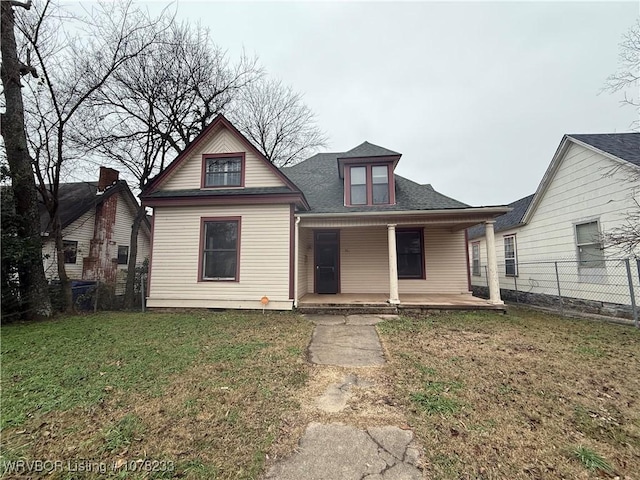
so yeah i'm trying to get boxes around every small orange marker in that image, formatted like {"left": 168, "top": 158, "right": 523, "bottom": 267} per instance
{"left": 260, "top": 296, "right": 269, "bottom": 314}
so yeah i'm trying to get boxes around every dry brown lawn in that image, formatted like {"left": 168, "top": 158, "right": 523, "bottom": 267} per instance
{"left": 378, "top": 307, "right": 640, "bottom": 479}
{"left": 3, "top": 308, "right": 639, "bottom": 479}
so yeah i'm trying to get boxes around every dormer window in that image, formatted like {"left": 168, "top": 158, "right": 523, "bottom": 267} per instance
{"left": 350, "top": 166, "right": 367, "bottom": 205}
{"left": 346, "top": 164, "right": 393, "bottom": 206}
{"left": 372, "top": 165, "right": 389, "bottom": 204}
{"left": 202, "top": 153, "right": 245, "bottom": 188}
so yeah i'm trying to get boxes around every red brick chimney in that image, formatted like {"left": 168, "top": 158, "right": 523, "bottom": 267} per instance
{"left": 98, "top": 167, "right": 119, "bottom": 192}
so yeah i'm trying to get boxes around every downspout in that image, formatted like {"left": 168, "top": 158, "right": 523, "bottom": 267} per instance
{"left": 294, "top": 216, "right": 301, "bottom": 308}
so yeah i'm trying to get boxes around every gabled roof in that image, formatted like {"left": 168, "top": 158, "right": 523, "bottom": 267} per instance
{"left": 467, "top": 194, "right": 534, "bottom": 240}
{"left": 282, "top": 152, "right": 469, "bottom": 214}
{"left": 337, "top": 141, "right": 401, "bottom": 159}
{"left": 38, "top": 180, "right": 149, "bottom": 234}
{"left": 142, "top": 114, "right": 305, "bottom": 199}
{"left": 522, "top": 132, "right": 640, "bottom": 225}
{"left": 567, "top": 133, "right": 640, "bottom": 167}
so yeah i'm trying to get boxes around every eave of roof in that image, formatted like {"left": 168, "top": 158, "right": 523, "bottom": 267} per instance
{"left": 142, "top": 188, "right": 309, "bottom": 209}
{"left": 467, "top": 193, "right": 534, "bottom": 240}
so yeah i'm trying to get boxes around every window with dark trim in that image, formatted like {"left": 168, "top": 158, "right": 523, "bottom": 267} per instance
{"left": 396, "top": 229, "right": 424, "bottom": 279}
{"left": 201, "top": 220, "right": 239, "bottom": 280}
{"left": 346, "top": 164, "right": 392, "bottom": 206}
{"left": 372, "top": 165, "right": 389, "bottom": 204}
{"left": 471, "top": 242, "right": 481, "bottom": 276}
{"left": 63, "top": 240, "right": 77, "bottom": 264}
{"left": 350, "top": 166, "right": 367, "bottom": 205}
{"left": 117, "top": 246, "right": 129, "bottom": 265}
{"left": 504, "top": 235, "right": 517, "bottom": 276}
{"left": 204, "top": 156, "right": 242, "bottom": 187}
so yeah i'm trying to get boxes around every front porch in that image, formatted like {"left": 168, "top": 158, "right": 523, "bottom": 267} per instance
{"left": 297, "top": 293, "right": 507, "bottom": 314}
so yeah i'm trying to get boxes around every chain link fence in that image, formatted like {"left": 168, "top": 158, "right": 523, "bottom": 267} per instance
{"left": 471, "top": 258, "right": 639, "bottom": 324}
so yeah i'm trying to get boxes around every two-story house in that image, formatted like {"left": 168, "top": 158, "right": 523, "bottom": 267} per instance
{"left": 141, "top": 115, "right": 509, "bottom": 311}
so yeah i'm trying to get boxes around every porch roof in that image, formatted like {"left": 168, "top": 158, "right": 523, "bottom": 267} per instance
{"left": 296, "top": 206, "right": 511, "bottom": 230}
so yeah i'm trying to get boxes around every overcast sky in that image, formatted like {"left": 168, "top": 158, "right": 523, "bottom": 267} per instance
{"left": 146, "top": 1, "right": 638, "bottom": 206}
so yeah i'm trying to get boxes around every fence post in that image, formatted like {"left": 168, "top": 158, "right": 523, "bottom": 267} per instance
{"left": 514, "top": 275, "right": 519, "bottom": 303}
{"left": 624, "top": 259, "right": 638, "bottom": 328}
{"left": 554, "top": 262, "right": 563, "bottom": 316}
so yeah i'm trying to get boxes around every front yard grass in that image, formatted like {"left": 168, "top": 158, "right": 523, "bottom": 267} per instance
{"left": 1, "top": 311, "right": 312, "bottom": 479}
{"left": 2, "top": 307, "right": 639, "bottom": 479}
{"left": 378, "top": 307, "right": 640, "bottom": 479}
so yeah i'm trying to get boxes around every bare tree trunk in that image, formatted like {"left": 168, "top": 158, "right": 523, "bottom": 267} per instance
{"left": 124, "top": 206, "right": 146, "bottom": 309}
{"left": 52, "top": 214, "right": 73, "bottom": 312}
{"left": 1, "top": 0, "right": 52, "bottom": 319}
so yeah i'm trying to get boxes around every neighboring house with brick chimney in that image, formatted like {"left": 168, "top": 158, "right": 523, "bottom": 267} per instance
{"left": 40, "top": 167, "right": 151, "bottom": 294}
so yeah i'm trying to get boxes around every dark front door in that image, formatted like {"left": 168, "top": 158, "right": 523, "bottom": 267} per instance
{"left": 314, "top": 231, "right": 339, "bottom": 294}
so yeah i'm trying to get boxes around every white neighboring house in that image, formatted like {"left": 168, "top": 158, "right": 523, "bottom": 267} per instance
{"left": 40, "top": 167, "right": 151, "bottom": 295}
{"left": 468, "top": 133, "right": 640, "bottom": 316}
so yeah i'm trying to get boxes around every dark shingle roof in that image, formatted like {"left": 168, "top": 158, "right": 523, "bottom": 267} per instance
{"left": 39, "top": 182, "right": 101, "bottom": 233}
{"left": 282, "top": 152, "right": 468, "bottom": 213}
{"left": 38, "top": 181, "right": 139, "bottom": 233}
{"left": 145, "top": 187, "right": 295, "bottom": 198}
{"left": 568, "top": 133, "right": 640, "bottom": 167}
{"left": 467, "top": 193, "right": 534, "bottom": 239}
{"left": 337, "top": 141, "right": 401, "bottom": 159}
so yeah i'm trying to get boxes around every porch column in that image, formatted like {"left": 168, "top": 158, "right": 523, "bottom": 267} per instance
{"left": 485, "top": 220, "right": 503, "bottom": 305}
{"left": 387, "top": 224, "right": 400, "bottom": 304}
{"left": 293, "top": 217, "right": 300, "bottom": 307}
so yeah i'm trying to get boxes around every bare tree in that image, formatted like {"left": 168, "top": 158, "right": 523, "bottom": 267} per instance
{"left": 79, "top": 20, "right": 260, "bottom": 308}
{"left": 604, "top": 18, "right": 640, "bottom": 130}
{"left": 1, "top": 0, "right": 52, "bottom": 319}
{"left": 228, "top": 78, "right": 327, "bottom": 167}
{"left": 600, "top": 19, "right": 640, "bottom": 257}
{"left": 16, "top": 0, "right": 166, "bottom": 311}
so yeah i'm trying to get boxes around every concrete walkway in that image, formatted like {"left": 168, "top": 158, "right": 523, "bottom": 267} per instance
{"left": 265, "top": 314, "right": 423, "bottom": 480}
{"left": 308, "top": 314, "right": 388, "bottom": 367}
{"left": 265, "top": 423, "right": 422, "bottom": 480}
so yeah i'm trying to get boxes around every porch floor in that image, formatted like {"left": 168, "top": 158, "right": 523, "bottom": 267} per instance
{"left": 297, "top": 293, "right": 506, "bottom": 313}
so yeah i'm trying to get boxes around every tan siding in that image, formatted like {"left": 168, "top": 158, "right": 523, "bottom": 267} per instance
{"left": 340, "top": 227, "right": 389, "bottom": 293}
{"left": 400, "top": 228, "right": 469, "bottom": 294}
{"left": 43, "top": 209, "right": 95, "bottom": 281}
{"left": 160, "top": 126, "right": 285, "bottom": 190}
{"left": 148, "top": 204, "right": 291, "bottom": 307}
{"left": 303, "top": 226, "right": 470, "bottom": 295}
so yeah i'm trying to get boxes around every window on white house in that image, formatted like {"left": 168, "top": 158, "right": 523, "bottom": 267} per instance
{"left": 201, "top": 220, "right": 239, "bottom": 280}
{"left": 472, "top": 242, "right": 481, "bottom": 276}
{"left": 117, "top": 246, "right": 129, "bottom": 265}
{"left": 576, "top": 221, "right": 604, "bottom": 268}
{"left": 204, "top": 157, "right": 242, "bottom": 187}
{"left": 63, "top": 240, "right": 77, "bottom": 264}
{"left": 504, "top": 235, "right": 517, "bottom": 276}
{"left": 396, "top": 229, "right": 424, "bottom": 279}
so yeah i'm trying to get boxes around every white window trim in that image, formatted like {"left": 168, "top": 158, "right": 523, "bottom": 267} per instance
{"left": 503, "top": 234, "right": 518, "bottom": 277}
{"left": 574, "top": 219, "right": 605, "bottom": 269}
{"left": 471, "top": 242, "right": 481, "bottom": 276}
